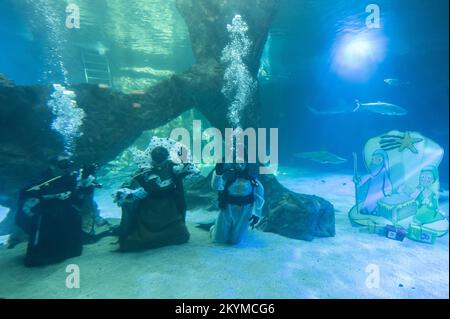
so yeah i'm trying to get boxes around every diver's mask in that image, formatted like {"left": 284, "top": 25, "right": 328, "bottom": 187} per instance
{"left": 49, "top": 156, "right": 75, "bottom": 174}
{"left": 151, "top": 146, "right": 170, "bottom": 168}
{"left": 233, "top": 162, "right": 247, "bottom": 173}
{"left": 57, "top": 159, "right": 75, "bottom": 170}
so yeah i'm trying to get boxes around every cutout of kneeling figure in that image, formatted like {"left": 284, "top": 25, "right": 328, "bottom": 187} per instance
{"left": 210, "top": 161, "right": 264, "bottom": 245}
{"left": 411, "top": 166, "right": 444, "bottom": 225}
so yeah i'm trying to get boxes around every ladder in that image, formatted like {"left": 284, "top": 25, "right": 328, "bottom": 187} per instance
{"left": 81, "top": 49, "right": 113, "bottom": 87}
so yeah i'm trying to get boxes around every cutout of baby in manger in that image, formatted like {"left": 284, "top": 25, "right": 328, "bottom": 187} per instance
{"left": 349, "top": 130, "right": 449, "bottom": 244}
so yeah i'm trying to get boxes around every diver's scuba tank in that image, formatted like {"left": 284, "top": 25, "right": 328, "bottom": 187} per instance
{"left": 216, "top": 162, "right": 259, "bottom": 209}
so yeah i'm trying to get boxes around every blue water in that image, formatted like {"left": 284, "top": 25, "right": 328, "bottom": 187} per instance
{"left": 0, "top": 0, "right": 448, "bottom": 181}
{"left": 0, "top": 0, "right": 448, "bottom": 300}
{"left": 0, "top": 1, "right": 43, "bottom": 84}
{"left": 260, "top": 0, "right": 449, "bottom": 182}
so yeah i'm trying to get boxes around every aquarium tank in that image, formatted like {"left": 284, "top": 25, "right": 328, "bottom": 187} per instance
{"left": 0, "top": 0, "right": 448, "bottom": 303}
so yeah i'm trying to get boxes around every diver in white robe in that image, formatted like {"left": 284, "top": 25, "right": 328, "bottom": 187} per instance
{"left": 210, "top": 162, "right": 264, "bottom": 245}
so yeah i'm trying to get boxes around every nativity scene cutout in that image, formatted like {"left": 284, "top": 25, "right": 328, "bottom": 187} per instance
{"left": 349, "top": 130, "right": 449, "bottom": 244}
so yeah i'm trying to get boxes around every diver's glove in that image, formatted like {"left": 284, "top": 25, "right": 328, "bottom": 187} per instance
{"left": 78, "top": 175, "right": 97, "bottom": 188}
{"left": 22, "top": 198, "right": 40, "bottom": 216}
{"left": 113, "top": 187, "right": 148, "bottom": 206}
{"left": 249, "top": 215, "right": 260, "bottom": 230}
{"left": 173, "top": 163, "right": 200, "bottom": 177}
{"left": 41, "top": 191, "right": 72, "bottom": 201}
{"left": 82, "top": 163, "right": 98, "bottom": 179}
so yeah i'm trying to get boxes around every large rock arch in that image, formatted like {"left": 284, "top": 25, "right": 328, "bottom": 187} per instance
{"left": 0, "top": 0, "right": 334, "bottom": 240}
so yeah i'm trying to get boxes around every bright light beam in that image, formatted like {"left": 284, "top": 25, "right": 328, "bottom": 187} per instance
{"left": 331, "top": 31, "right": 386, "bottom": 81}
{"left": 345, "top": 40, "right": 371, "bottom": 58}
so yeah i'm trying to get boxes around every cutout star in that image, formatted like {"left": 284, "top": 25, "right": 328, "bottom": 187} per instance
{"left": 398, "top": 131, "right": 423, "bottom": 154}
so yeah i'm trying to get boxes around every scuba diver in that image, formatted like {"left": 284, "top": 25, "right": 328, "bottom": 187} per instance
{"left": 210, "top": 159, "right": 265, "bottom": 245}
{"left": 11, "top": 161, "right": 113, "bottom": 251}
{"left": 113, "top": 144, "right": 198, "bottom": 252}
{"left": 15, "top": 156, "right": 89, "bottom": 267}
{"left": 78, "top": 163, "right": 117, "bottom": 244}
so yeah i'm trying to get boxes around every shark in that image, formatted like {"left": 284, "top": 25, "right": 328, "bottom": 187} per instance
{"left": 353, "top": 100, "right": 408, "bottom": 116}
{"left": 294, "top": 151, "right": 348, "bottom": 165}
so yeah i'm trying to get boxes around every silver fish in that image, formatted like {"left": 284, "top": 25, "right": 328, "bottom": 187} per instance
{"left": 353, "top": 100, "right": 408, "bottom": 116}
{"left": 294, "top": 151, "right": 348, "bottom": 165}
{"left": 0, "top": 74, "right": 14, "bottom": 87}
{"left": 73, "top": 41, "right": 109, "bottom": 55}
{"left": 308, "top": 105, "right": 351, "bottom": 115}
{"left": 307, "top": 100, "right": 353, "bottom": 115}
{"left": 384, "top": 78, "right": 410, "bottom": 86}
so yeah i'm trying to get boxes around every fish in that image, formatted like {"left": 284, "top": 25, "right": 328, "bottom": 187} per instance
{"left": 74, "top": 41, "right": 109, "bottom": 55}
{"left": 384, "top": 78, "right": 410, "bottom": 86}
{"left": 98, "top": 84, "right": 110, "bottom": 89}
{"left": 258, "top": 71, "right": 291, "bottom": 83}
{"left": 258, "top": 66, "right": 269, "bottom": 78}
{"left": 258, "top": 33, "right": 272, "bottom": 79}
{"left": 439, "top": 190, "right": 449, "bottom": 200}
{"left": 307, "top": 105, "right": 351, "bottom": 115}
{"left": 307, "top": 99, "right": 353, "bottom": 115}
{"left": 353, "top": 100, "right": 408, "bottom": 116}
{"left": 0, "top": 74, "right": 15, "bottom": 87}
{"left": 293, "top": 151, "right": 348, "bottom": 165}
{"left": 19, "top": 28, "right": 35, "bottom": 42}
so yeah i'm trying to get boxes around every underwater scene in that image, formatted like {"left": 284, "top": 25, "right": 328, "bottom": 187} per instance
{"left": 0, "top": 0, "right": 448, "bottom": 300}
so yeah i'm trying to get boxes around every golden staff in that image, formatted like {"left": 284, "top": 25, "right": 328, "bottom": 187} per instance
{"left": 26, "top": 175, "right": 63, "bottom": 192}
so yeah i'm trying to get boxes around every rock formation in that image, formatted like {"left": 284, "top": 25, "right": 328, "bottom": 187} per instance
{"left": 0, "top": 0, "right": 335, "bottom": 240}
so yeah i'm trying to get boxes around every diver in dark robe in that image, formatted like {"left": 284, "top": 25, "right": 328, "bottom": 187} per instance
{"left": 77, "top": 163, "right": 117, "bottom": 244}
{"left": 16, "top": 156, "right": 84, "bottom": 267}
{"left": 113, "top": 146, "right": 198, "bottom": 252}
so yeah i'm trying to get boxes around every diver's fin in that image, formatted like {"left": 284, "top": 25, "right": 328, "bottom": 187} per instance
{"left": 353, "top": 99, "right": 361, "bottom": 112}
{"left": 195, "top": 222, "right": 215, "bottom": 231}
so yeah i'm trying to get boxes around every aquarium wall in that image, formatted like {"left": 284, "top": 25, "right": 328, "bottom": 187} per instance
{"left": 0, "top": 0, "right": 195, "bottom": 90}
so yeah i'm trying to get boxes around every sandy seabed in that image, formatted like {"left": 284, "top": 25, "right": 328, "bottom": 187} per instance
{"left": 0, "top": 167, "right": 448, "bottom": 299}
